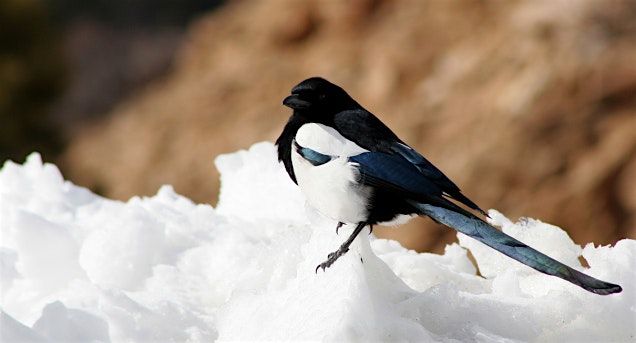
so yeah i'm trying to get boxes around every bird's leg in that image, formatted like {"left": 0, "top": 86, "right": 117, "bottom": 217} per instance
{"left": 335, "top": 222, "right": 344, "bottom": 235}
{"left": 316, "top": 222, "right": 367, "bottom": 273}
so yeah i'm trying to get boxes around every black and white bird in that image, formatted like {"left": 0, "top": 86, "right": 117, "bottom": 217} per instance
{"left": 276, "top": 77, "right": 621, "bottom": 295}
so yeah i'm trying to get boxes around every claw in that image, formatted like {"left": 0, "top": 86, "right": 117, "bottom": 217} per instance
{"left": 316, "top": 222, "right": 368, "bottom": 274}
{"left": 368, "top": 225, "right": 374, "bottom": 235}
{"left": 315, "top": 247, "right": 349, "bottom": 272}
{"left": 335, "top": 222, "right": 344, "bottom": 235}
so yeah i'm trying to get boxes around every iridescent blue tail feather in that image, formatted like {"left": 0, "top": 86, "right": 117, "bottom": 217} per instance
{"left": 413, "top": 203, "right": 622, "bottom": 295}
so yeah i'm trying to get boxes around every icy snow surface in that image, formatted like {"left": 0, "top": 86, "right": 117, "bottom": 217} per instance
{"left": 0, "top": 142, "right": 634, "bottom": 342}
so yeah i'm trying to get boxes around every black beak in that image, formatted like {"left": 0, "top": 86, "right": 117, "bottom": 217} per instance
{"left": 283, "top": 94, "right": 311, "bottom": 109}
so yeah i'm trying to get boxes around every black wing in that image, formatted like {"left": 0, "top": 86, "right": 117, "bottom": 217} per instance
{"left": 333, "top": 109, "right": 486, "bottom": 216}
{"left": 349, "top": 152, "right": 478, "bottom": 220}
{"left": 351, "top": 151, "right": 622, "bottom": 295}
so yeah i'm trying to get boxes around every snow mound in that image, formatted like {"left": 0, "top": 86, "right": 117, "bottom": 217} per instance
{"left": 1, "top": 142, "right": 634, "bottom": 342}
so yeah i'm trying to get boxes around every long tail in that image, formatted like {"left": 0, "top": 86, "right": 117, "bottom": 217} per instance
{"left": 411, "top": 202, "right": 622, "bottom": 295}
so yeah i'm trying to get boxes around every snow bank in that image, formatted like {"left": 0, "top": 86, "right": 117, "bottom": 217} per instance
{"left": 1, "top": 142, "right": 634, "bottom": 342}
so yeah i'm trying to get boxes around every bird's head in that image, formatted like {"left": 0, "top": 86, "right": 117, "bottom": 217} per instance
{"left": 283, "top": 77, "right": 359, "bottom": 119}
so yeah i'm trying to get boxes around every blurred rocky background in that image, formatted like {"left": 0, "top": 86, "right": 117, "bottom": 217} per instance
{"left": 3, "top": 0, "right": 635, "bottom": 253}
{"left": 1, "top": 0, "right": 221, "bottom": 161}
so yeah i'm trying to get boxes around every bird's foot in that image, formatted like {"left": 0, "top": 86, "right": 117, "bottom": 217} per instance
{"left": 315, "top": 247, "right": 349, "bottom": 273}
{"left": 335, "top": 222, "right": 344, "bottom": 235}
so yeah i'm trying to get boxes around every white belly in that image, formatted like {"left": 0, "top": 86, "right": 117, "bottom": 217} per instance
{"left": 292, "top": 123, "right": 371, "bottom": 223}
{"left": 292, "top": 149, "right": 370, "bottom": 223}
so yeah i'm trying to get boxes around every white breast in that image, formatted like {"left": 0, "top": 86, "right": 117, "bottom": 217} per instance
{"left": 292, "top": 123, "right": 371, "bottom": 223}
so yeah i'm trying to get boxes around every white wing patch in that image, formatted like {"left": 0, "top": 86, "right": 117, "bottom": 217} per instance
{"left": 295, "top": 123, "right": 368, "bottom": 157}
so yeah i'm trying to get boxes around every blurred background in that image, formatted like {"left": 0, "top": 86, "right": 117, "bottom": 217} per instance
{"left": 2, "top": 0, "right": 635, "bottom": 253}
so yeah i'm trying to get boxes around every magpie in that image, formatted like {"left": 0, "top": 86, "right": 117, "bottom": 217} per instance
{"left": 276, "top": 77, "right": 622, "bottom": 295}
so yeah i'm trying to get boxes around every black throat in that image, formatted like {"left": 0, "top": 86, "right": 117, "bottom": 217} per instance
{"left": 275, "top": 113, "right": 310, "bottom": 184}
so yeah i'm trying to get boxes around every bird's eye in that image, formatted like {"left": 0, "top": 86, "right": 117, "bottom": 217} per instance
{"left": 319, "top": 94, "right": 326, "bottom": 100}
